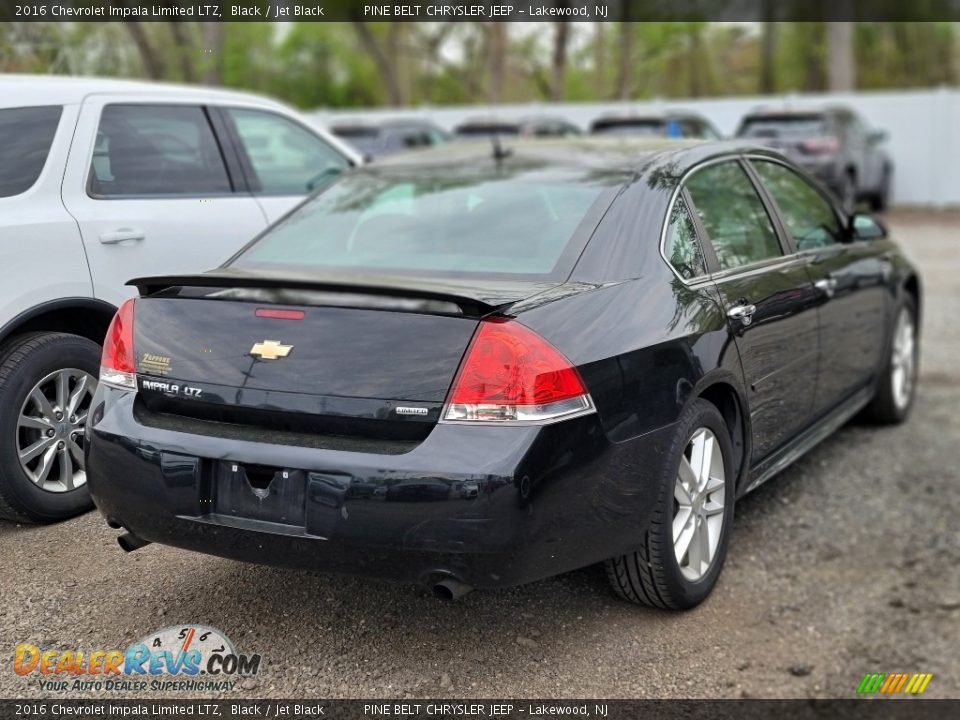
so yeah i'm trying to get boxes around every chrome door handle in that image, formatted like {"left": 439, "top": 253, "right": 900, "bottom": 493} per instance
{"left": 727, "top": 303, "right": 757, "bottom": 326}
{"left": 815, "top": 277, "right": 838, "bottom": 296}
{"left": 99, "top": 229, "right": 145, "bottom": 245}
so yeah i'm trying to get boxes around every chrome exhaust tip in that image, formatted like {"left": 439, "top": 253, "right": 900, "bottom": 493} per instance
{"left": 432, "top": 577, "right": 473, "bottom": 601}
{"left": 117, "top": 531, "right": 151, "bottom": 553}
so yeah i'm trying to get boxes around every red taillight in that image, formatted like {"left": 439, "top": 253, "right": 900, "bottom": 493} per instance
{"left": 801, "top": 136, "right": 840, "bottom": 154}
{"left": 444, "top": 319, "right": 593, "bottom": 423}
{"left": 255, "top": 308, "right": 305, "bottom": 320}
{"left": 100, "top": 298, "right": 137, "bottom": 389}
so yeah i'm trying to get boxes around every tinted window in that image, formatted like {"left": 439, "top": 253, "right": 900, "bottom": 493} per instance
{"left": 737, "top": 114, "right": 828, "bottom": 139}
{"left": 227, "top": 108, "right": 349, "bottom": 194}
{"left": 685, "top": 161, "right": 781, "bottom": 270}
{"left": 454, "top": 124, "right": 520, "bottom": 139}
{"left": 752, "top": 160, "right": 843, "bottom": 250}
{"left": 591, "top": 120, "right": 664, "bottom": 137}
{"left": 332, "top": 126, "right": 380, "bottom": 155}
{"left": 90, "top": 105, "right": 231, "bottom": 197}
{"left": 230, "top": 166, "right": 623, "bottom": 279}
{"left": 0, "top": 106, "right": 62, "bottom": 198}
{"left": 664, "top": 197, "right": 707, "bottom": 279}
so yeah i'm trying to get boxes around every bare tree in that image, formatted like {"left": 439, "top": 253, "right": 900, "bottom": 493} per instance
{"left": 688, "top": 23, "right": 703, "bottom": 97}
{"left": 550, "top": 21, "right": 570, "bottom": 101}
{"left": 759, "top": 12, "right": 777, "bottom": 93}
{"left": 168, "top": 22, "right": 196, "bottom": 82}
{"left": 202, "top": 22, "right": 225, "bottom": 86}
{"left": 828, "top": 20, "right": 856, "bottom": 91}
{"left": 594, "top": 23, "right": 607, "bottom": 97}
{"left": 615, "top": 9, "right": 633, "bottom": 100}
{"left": 351, "top": 21, "right": 405, "bottom": 105}
{"left": 488, "top": 23, "right": 506, "bottom": 103}
{"left": 122, "top": 21, "right": 166, "bottom": 79}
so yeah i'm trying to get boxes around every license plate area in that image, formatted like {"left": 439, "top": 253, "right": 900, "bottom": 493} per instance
{"left": 214, "top": 462, "right": 306, "bottom": 527}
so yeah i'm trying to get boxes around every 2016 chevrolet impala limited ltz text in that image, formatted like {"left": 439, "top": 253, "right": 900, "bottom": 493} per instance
{"left": 84, "top": 139, "right": 921, "bottom": 609}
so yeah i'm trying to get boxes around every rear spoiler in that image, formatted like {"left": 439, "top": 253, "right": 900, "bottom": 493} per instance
{"left": 127, "top": 273, "right": 515, "bottom": 318}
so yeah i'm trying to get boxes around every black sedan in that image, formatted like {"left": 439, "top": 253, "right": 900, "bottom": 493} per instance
{"left": 85, "top": 139, "right": 920, "bottom": 609}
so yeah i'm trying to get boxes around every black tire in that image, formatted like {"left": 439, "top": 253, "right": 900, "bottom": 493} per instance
{"left": 838, "top": 170, "right": 858, "bottom": 215}
{"left": 605, "top": 399, "right": 736, "bottom": 610}
{"left": 868, "top": 168, "right": 892, "bottom": 212}
{"left": 862, "top": 295, "right": 918, "bottom": 424}
{"left": 0, "top": 332, "right": 101, "bottom": 523}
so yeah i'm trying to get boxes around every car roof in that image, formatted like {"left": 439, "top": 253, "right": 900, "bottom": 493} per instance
{"left": 592, "top": 111, "right": 704, "bottom": 123}
{"left": 369, "top": 137, "right": 783, "bottom": 176}
{"left": 742, "top": 105, "right": 852, "bottom": 119}
{"left": 0, "top": 73, "right": 290, "bottom": 110}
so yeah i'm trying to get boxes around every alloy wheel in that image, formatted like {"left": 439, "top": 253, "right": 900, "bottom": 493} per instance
{"left": 672, "top": 428, "right": 726, "bottom": 581}
{"left": 890, "top": 308, "right": 916, "bottom": 411}
{"left": 16, "top": 369, "right": 97, "bottom": 493}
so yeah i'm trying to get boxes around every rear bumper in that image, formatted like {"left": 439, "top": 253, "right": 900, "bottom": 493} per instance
{"left": 790, "top": 156, "right": 841, "bottom": 190}
{"left": 86, "top": 388, "right": 673, "bottom": 589}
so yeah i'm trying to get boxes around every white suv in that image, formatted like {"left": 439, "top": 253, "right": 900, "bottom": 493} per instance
{"left": 0, "top": 75, "right": 362, "bottom": 523}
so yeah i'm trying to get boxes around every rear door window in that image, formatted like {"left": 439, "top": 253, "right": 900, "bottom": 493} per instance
{"left": 685, "top": 161, "right": 783, "bottom": 271}
{"left": 663, "top": 196, "right": 708, "bottom": 280}
{"left": 0, "top": 106, "right": 63, "bottom": 197}
{"left": 89, "top": 104, "right": 232, "bottom": 197}
{"left": 226, "top": 108, "right": 350, "bottom": 194}
{"left": 751, "top": 160, "right": 844, "bottom": 250}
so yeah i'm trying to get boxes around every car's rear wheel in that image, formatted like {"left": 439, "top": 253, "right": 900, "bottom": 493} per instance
{"left": 0, "top": 333, "right": 100, "bottom": 523}
{"left": 863, "top": 295, "right": 918, "bottom": 424}
{"left": 839, "top": 170, "right": 858, "bottom": 214}
{"left": 868, "top": 168, "right": 892, "bottom": 212}
{"left": 605, "top": 399, "right": 735, "bottom": 610}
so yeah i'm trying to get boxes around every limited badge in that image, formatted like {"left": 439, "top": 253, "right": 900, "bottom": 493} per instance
{"left": 139, "top": 352, "right": 171, "bottom": 376}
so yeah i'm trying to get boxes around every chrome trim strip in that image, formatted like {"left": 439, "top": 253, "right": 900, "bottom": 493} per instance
{"left": 438, "top": 393, "right": 597, "bottom": 426}
{"left": 658, "top": 150, "right": 843, "bottom": 288}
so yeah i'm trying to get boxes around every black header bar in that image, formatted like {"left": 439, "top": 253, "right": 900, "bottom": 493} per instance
{"left": 2, "top": 699, "right": 959, "bottom": 719}
{"left": 4, "top": 0, "right": 960, "bottom": 23}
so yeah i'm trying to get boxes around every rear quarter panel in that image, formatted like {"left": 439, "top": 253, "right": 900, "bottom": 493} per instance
{"left": 0, "top": 103, "right": 93, "bottom": 336}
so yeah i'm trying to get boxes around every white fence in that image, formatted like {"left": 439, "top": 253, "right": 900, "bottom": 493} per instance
{"left": 309, "top": 89, "right": 960, "bottom": 208}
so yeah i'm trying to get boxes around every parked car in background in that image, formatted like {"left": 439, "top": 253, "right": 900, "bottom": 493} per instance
{"left": 736, "top": 106, "right": 892, "bottom": 211}
{"left": 516, "top": 116, "right": 582, "bottom": 138}
{"left": 590, "top": 112, "right": 721, "bottom": 140}
{"left": 0, "top": 74, "right": 361, "bottom": 523}
{"left": 330, "top": 118, "right": 450, "bottom": 158}
{"left": 453, "top": 116, "right": 581, "bottom": 140}
{"left": 453, "top": 118, "right": 520, "bottom": 140}
{"left": 87, "top": 139, "right": 920, "bottom": 609}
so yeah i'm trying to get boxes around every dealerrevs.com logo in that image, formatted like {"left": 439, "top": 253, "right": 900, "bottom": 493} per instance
{"left": 13, "top": 625, "right": 261, "bottom": 693}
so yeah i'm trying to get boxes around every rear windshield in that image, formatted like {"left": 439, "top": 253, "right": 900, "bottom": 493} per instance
{"left": 455, "top": 125, "right": 520, "bottom": 138}
{"left": 737, "top": 114, "right": 828, "bottom": 138}
{"left": 0, "top": 105, "right": 63, "bottom": 198}
{"left": 229, "top": 164, "right": 623, "bottom": 280}
{"left": 591, "top": 120, "right": 665, "bottom": 137}
{"left": 331, "top": 127, "right": 380, "bottom": 154}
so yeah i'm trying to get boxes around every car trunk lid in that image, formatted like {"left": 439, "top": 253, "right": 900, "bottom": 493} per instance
{"left": 129, "top": 272, "right": 561, "bottom": 441}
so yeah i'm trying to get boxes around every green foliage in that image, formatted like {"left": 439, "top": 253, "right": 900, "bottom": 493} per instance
{"left": 1, "top": 21, "right": 956, "bottom": 107}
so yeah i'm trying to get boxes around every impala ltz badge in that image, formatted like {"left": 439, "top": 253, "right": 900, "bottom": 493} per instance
{"left": 250, "top": 340, "right": 293, "bottom": 360}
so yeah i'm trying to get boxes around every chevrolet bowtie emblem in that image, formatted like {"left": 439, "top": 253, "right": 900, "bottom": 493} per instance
{"left": 250, "top": 340, "right": 293, "bottom": 361}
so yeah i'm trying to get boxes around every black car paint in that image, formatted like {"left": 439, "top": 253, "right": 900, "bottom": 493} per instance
{"left": 86, "top": 140, "right": 920, "bottom": 590}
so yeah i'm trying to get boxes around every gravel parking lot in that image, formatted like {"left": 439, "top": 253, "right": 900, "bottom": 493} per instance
{"left": 2, "top": 211, "right": 958, "bottom": 700}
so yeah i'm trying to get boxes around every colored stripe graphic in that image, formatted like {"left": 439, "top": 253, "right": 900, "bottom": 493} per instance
{"left": 857, "top": 673, "right": 886, "bottom": 694}
{"left": 858, "top": 672, "right": 933, "bottom": 695}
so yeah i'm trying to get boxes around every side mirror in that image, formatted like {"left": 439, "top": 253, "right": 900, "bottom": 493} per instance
{"left": 868, "top": 129, "right": 888, "bottom": 144}
{"left": 850, "top": 213, "right": 887, "bottom": 241}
